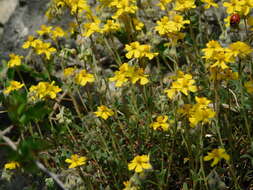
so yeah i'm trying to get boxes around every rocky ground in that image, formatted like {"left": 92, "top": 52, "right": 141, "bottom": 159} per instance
{"left": 0, "top": 0, "right": 50, "bottom": 60}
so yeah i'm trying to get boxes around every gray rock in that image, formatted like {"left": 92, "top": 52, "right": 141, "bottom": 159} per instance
{"left": 0, "top": 0, "right": 18, "bottom": 25}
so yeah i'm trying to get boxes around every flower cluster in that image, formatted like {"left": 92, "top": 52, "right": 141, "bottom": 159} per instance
{"left": 155, "top": 12, "right": 190, "bottom": 35}
{"left": 228, "top": 41, "right": 252, "bottom": 58}
{"left": 173, "top": 0, "right": 196, "bottom": 11}
{"left": 63, "top": 67, "right": 95, "bottom": 86}
{"left": 4, "top": 81, "right": 24, "bottom": 94}
{"left": 202, "top": 41, "right": 234, "bottom": 70}
{"left": 109, "top": 63, "right": 149, "bottom": 87}
{"left": 223, "top": 0, "right": 253, "bottom": 16}
{"left": 223, "top": 0, "right": 253, "bottom": 26}
{"left": 82, "top": 18, "right": 122, "bottom": 37}
{"left": 203, "top": 40, "right": 252, "bottom": 70}
{"left": 2, "top": 0, "right": 253, "bottom": 188}
{"left": 102, "top": 19, "right": 121, "bottom": 33}
{"left": 201, "top": 0, "right": 218, "bottom": 9}
{"left": 47, "top": 0, "right": 91, "bottom": 16}
{"left": 109, "top": 0, "right": 138, "bottom": 19}
{"left": 7, "top": 53, "right": 23, "bottom": 68}
{"left": 74, "top": 69, "right": 95, "bottom": 86}
{"left": 178, "top": 97, "right": 216, "bottom": 127}
{"left": 155, "top": 11, "right": 190, "bottom": 45}
{"left": 156, "top": 0, "right": 196, "bottom": 11}
{"left": 125, "top": 41, "right": 158, "bottom": 60}
{"left": 82, "top": 18, "right": 102, "bottom": 37}
{"left": 23, "top": 37, "right": 56, "bottom": 60}
{"left": 29, "top": 81, "right": 62, "bottom": 100}
{"left": 164, "top": 71, "right": 197, "bottom": 100}
{"left": 36, "top": 25, "right": 66, "bottom": 40}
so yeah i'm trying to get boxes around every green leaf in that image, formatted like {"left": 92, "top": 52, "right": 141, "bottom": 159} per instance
{"left": 20, "top": 101, "right": 51, "bottom": 125}
{"left": 7, "top": 68, "right": 15, "bottom": 80}
{"left": 183, "top": 183, "right": 189, "bottom": 190}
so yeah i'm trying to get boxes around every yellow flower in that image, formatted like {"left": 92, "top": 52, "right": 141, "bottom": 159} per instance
{"left": 155, "top": 13, "right": 190, "bottom": 37}
{"left": 223, "top": 0, "right": 252, "bottom": 16}
{"left": 94, "top": 105, "right": 114, "bottom": 120}
{"left": 29, "top": 81, "right": 62, "bottom": 100}
{"left": 128, "top": 67, "right": 149, "bottom": 85}
{"left": 164, "top": 88, "right": 177, "bottom": 99}
{"left": 204, "top": 148, "right": 230, "bottom": 167}
{"left": 65, "top": 154, "right": 87, "bottom": 168}
{"left": 202, "top": 41, "right": 237, "bottom": 69}
{"left": 247, "top": 16, "right": 253, "bottom": 31}
{"left": 244, "top": 80, "right": 253, "bottom": 93}
{"left": 102, "top": 19, "right": 121, "bottom": 33}
{"left": 53, "top": 0, "right": 66, "bottom": 8}
{"left": 150, "top": 116, "right": 170, "bottom": 131}
{"left": 133, "top": 18, "right": 144, "bottom": 31}
{"left": 4, "top": 81, "right": 24, "bottom": 94}
{"left": 164, "top": 72, "right": 197, "bottom": 99}
{"left": 22, "top": 35, "right": 36, "bottom": 49}
{"left": 123, "top": 180, "right": 139, "bottom": 190}
{"left": 51, "top": 26, "right": 65, "bottom": 40}
{"left": 36, "top": 24, "right": 52, "bottom": 36}
{"left": 7, "top": 53, "right": 23, "bottom": 68}
{"left": 174, "top": 0, "right": 196, "bottom": 12}
{"left": 31, "top": 39, "right": 56, "bottom": 60}
{"left": 4, "top": 161, "right": 20, "bottom": 170}
{"left": 109, "top": 63, "right": 129, "bottom": 87}
{"left": 64, "top": 67, "right": 76, "bottom": 77}
{"left": 189, "top": 106, "right": 216, "bottom": 127}
{"left": 224, "top": 15, "right": 231, "bottom": 27}
{"left": 188, "top": 96, "right": 216, "bottom": 127}
{"left": 155, "top": 16, "right": 174, "bottom": 35}
{"left": 70, "top": 0, "right": 90, "bottom": 15}
{"left": 125, "top": 41, "right": 142, "bottom": 59}
{"left": 57, "top": 0, "right": 90, "bottom": 15}
{"left": 109, "top": 0, "right": 138, "bottom": 19}
{"left": 74, "top": 69, "right": 95, "bottom": 86}
{"left": 109, "top": 63, "right": 149, "bottom": 86}
{"left": 125, "top": 41, "right": 158, "bottom": 60}
{"left": 201, "top": 0, "right": 218, "bottom": 9}
{"left": 223, "top": 0, "right": 244, "bottom": 15}
{"left": 195, "top": 96, "right": 212, "bottom": 107}
{"left": 202, "top": 40, "right": 222, "bottom": 60}
{"left": 156, "top": 0, "right": 173, "bottom": 10}
{"left": 210, "top": 48, "right": 234, "bottom": 69}
{"left": 228, "top": 41, "right": 252, "bottom": 58}
{"left": 128, "top": 155, "right": 152, "bottom": 173}
{"left": 173, "top": 74, "right": 197, "bottom": 95}
{"left": 82, "top": 18, "right": 102, "bottom": 37}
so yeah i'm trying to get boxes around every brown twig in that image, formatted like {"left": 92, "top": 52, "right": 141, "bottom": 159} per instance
{"left": 0, "top": 126, "right": 68, "bottom": 190}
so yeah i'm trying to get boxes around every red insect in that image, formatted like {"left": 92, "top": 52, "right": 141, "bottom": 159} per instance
{"left": 230, "top": 13, "right": 240, "bottom": 27}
